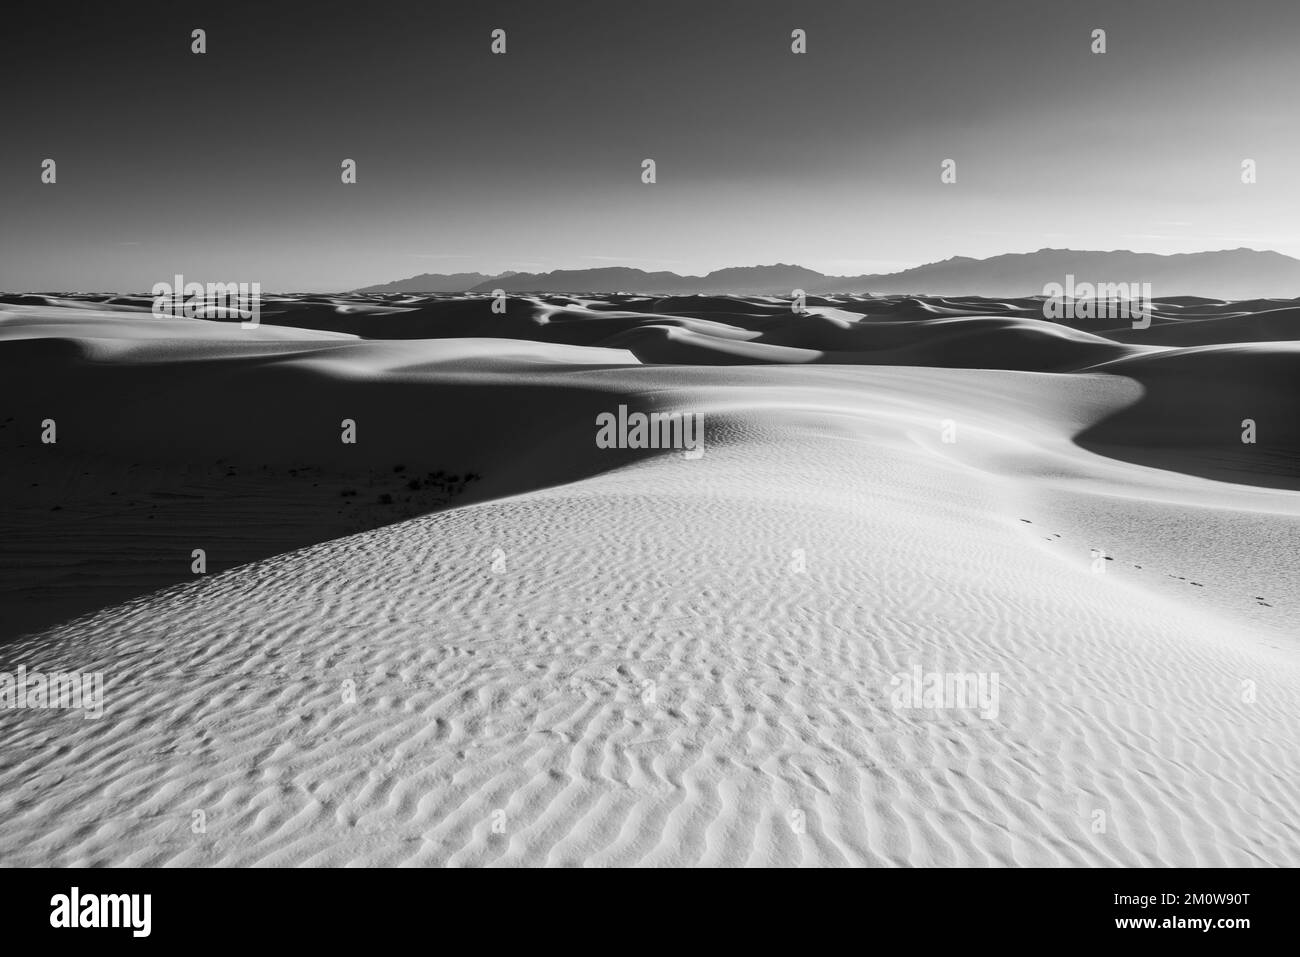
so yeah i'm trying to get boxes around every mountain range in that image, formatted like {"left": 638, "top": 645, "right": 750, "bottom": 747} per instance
{"left": 352, "top": 249, "right": 1300, "bottom": 300}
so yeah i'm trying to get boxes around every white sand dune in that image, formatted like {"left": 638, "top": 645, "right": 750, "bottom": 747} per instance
{"left": 0, "top": 297, "right": 1297, "bottom": 867}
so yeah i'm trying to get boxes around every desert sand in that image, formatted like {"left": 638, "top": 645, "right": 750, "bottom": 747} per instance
{"left": 0, "top": 293, "right": 1296, "bottom": 866}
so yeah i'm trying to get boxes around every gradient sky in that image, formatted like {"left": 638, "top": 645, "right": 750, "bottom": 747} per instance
{"left": 3, "top": 0, "right": 1298, "bottom": 291}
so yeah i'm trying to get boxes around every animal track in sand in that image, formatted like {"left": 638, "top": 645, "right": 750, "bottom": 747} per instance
{"left": 1017, "top": 517, "right": 1277, "bottom": 612}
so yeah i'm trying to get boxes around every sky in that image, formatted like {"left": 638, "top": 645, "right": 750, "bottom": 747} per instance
{"left": 2, "top": 0, "right": 1298, "bottom": 291}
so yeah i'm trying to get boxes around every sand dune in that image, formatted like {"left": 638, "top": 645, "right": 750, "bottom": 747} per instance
{"left": 0, "top": 294, "right": 1296, "bottom": 866}
{"left": 1082, "top": 342, "right": 1300, "bottom": 489}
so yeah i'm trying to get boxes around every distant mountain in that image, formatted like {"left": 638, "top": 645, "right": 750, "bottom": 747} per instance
{"left": 356, "top": 250, "right": 1300, "bottom": 299}
{"left": 852, "top": 249, "right": 1300, "bottom": 300}
{"left": 353, "top": 271, "right": 513, "bottom": 293}
{"left": 458, "top": 263, "right": 834, "bottom": 296}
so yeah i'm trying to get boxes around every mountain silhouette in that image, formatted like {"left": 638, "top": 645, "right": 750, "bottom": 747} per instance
{"left": 353, "top": 249, "right": 1300, "bottom": 299}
